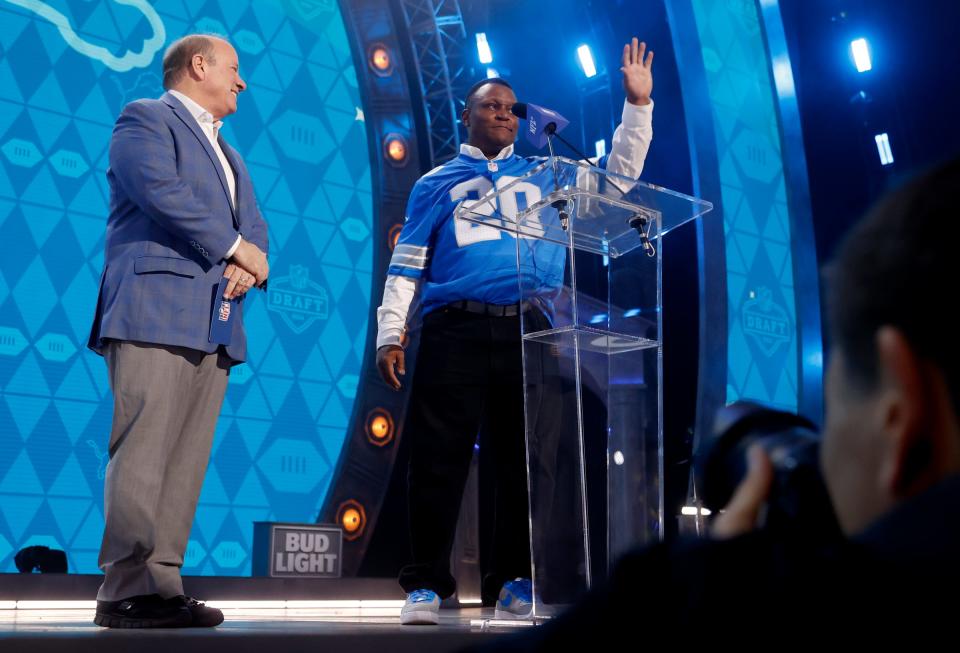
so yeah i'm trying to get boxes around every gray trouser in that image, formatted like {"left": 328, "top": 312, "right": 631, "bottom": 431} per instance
{"left": 97, "top": 340, "right": 229, "bottom": 601}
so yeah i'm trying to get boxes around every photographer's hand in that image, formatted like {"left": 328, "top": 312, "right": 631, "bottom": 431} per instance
{"left": 711, "top": 445, "right": 774, "bottom": 539}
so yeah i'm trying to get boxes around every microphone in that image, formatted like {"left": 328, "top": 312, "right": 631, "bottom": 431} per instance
{"left": 512, "top": 101, "right": 653, "bottom": 254}
{"left": 628, "top": 213, "right": 656, "bottom": 257}
{"left": 510, "top": 102, "right": 569, "bottom": 149}
{"left": 512, "top": 101, "right": 574, "bottom": 229}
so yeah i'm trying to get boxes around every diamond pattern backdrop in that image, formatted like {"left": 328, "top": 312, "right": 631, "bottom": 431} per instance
{"left": 0, "top": 0, "right": 372, "bottom": 576}
{"left": 690, "top": 0, "right": 799, "bottom": 412}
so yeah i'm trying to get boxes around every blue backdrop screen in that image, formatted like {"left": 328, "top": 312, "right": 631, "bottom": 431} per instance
{"left": 0, "top": 0, "right": 373, "bottom": 576}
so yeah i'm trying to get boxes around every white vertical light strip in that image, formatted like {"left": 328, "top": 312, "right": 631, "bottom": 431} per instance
{"left": 851, "top": 38, "right": 872, "bottom": 73}
{"left": 475, "top": 33, "right": 493, "bottom": 64}
{"left": 594, "top": 139, "right": 607, "bottom": 158}
{"left": 874, "top": 132, "right": 894, "bottom": 165}
{"left": 771, "top": 56, "right": 796, "bottom": 100}
{"left": 577, "top": 44, "right": 597, "bottom": 78}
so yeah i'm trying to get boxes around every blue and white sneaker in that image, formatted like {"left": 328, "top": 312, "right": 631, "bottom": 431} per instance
{"left": 494, "top": 578, "right": 534, "bottom": 620}
{"left": 400, "top": 589, "right": 440, "bottom": 625}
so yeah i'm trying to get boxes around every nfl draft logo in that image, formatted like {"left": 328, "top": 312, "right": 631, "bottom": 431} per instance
{"left": 741, "top": 287, "right": 791, "bottom": 357}
{"left": 218, "top": 300, "right": 231, "bottom": 322}
{"left": 267, "top": 265, "right": 330, "bottom": 334}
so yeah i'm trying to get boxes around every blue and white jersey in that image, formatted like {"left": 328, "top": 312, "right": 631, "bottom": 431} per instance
{"left": 377, "top": 99, "right": 653, "bottom": 348}
{"left": 388, "top": 147, "right": 571, "bottom": 314}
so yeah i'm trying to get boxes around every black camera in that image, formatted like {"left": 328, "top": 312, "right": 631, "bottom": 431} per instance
{"left": 696, "top": 402, "right": 842, "bottom": 541}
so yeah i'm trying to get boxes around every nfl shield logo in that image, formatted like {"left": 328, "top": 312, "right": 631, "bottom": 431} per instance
{"left": 267, "top": 265, "right": 330, "bottom": 334}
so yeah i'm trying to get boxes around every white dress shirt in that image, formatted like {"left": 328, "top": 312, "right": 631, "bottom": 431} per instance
{"left": 169, "top": 89, "right": 241, "bottom": 258}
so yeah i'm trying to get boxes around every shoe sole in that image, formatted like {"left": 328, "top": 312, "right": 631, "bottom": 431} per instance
{"left": 187, "top": 613, "right": 224, "bottom": 627}
{"left": 186, "top": 607, "right": 224, "bottom": 628}
{"left": 94, "top": 612, "right": 193, "bottom": 628}
{"left": 400, "top": 609, "right": 439, "bottom": 625}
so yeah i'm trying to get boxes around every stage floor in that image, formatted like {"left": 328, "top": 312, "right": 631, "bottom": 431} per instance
{"left": 0, "top": 606, "right": 531, "bottom": 653}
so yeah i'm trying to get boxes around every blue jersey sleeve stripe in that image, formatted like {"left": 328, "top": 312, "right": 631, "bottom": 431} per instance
{"left": 390, "top": 254, "right": 428, "bottom": 269}
{"left": 387, "top": 265, "right": 424, "bottom": 279}
{"left": 394, "top": 243, "right": 429, "bottom": 256}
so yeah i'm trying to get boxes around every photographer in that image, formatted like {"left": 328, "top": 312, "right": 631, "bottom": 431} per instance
{"left": 482, "top": 158, "right": 960, "bottom": 647}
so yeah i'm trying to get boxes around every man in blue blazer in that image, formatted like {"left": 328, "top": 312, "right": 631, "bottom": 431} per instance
{"left": 87, "top": 34, "right": 269, "bottom": 628}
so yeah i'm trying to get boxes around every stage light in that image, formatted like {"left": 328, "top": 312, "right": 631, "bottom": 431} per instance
{"left": 365, "top": 408, "right": 395, "bottom": 447}
{"left": 383, "top": 133, "right": 409, "bottom": 166}
{"left": 681, "top": 506, "right": 712, "bottom": 516}
{"left": 342, "top": 509, "right": 361, "bottom": 531}
{"left": 577, "top": 44, "right": 597, "bottom": 78}
{"left": 612, "top": 451, "right": 624, "bottom": 465}
{"left": 368, "top": 44, "right": 393, "bottom": 76}
{"left": 874, "top": 132, "right": 894, "bottom": 165}
{"left": 386, "top": 139, "right": 406, "bottom": 161}
{"left": 370, "top": 416, "right": 389, "bottom": 439}
{"left": 486, "top": 67, "right": 499, "bottom": 79}
{"left": 851, "top": 38, "right": 871, "bottom": 73}
{"left": 475, "top": 32, "right": 493, "bottom": 64}
{"left": 594, "top": 139, "right": 606, "bottom": 158}
{"left": 624, "top": 308, "right": 641, "bottom": 318}
{"left": 336, "top": 500, "right": 367, "bottom": 540}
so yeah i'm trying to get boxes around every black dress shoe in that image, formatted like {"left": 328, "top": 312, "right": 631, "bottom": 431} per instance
{"left": 94, "top": 594, "right": 192, "bottom": 628}
{"left": 169, "top": 595, "right": 224, "bottom": 627}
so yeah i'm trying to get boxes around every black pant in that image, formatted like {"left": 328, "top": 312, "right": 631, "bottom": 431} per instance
{"left": 398, "top": 305, "right": 554, "bottom": 600}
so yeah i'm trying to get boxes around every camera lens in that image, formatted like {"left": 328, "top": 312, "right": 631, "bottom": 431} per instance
{"left": 696, "top": 402, "right": 842, "bottom": 541}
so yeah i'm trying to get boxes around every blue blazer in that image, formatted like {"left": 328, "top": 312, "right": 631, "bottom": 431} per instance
{"left": 88, "top": 92, "right": 269, "bottom": 363}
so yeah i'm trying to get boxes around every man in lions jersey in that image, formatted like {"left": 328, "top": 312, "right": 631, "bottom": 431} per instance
{"left": 377, "top": 38, "right": 655, "bottom": 625}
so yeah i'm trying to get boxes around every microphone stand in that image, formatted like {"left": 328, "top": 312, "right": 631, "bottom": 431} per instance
{"left": 545, "top": 125, "right": 655, "bottom": 257}
{"left": 544, "top": 125, "right": 572, "bottom": 231}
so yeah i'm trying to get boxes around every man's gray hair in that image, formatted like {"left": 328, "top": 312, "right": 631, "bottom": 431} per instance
{"left": 161, "top": 34, "right": 224, "bottom": 90}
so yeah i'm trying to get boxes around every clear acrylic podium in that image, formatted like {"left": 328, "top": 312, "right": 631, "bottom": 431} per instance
{"left": 455, "top": 157, "right": 712, "bottom": 621}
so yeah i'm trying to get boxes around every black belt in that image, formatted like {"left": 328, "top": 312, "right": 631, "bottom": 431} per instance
{"left": 447, "top": 300, "right": 530, "bottom": 317}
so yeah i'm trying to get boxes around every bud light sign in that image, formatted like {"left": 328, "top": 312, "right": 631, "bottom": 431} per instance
{"left": 252, "top": 522, "right": 343, "bottom": 578}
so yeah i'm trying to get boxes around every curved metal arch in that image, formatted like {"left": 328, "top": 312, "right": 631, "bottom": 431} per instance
{"left": 664, "top": 0, "right": 823, "bottom": 455}
{"left": 395, "top": 0, "right": 470, "bottom": 166}
{"left": 320, "top": 0, "right": 427, "bottom": 575}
